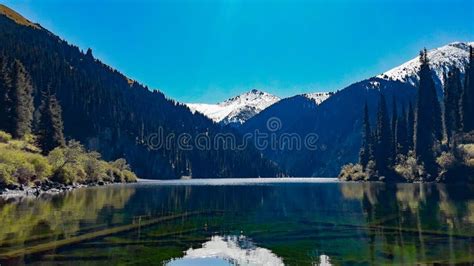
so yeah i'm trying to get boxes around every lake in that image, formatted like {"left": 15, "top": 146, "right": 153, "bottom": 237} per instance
{"left": 1, "top": 178, "right": 474, "bottom": 265}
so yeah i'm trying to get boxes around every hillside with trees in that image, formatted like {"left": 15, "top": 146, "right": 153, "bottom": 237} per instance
{"left": 0, "top": 54, "right": 137, "bottom": 190}
{"left": 0, "top": 5, "right": 281, "bottom": 179}
{"left": 340, "top": 48, "right": 474, "bottom": 182}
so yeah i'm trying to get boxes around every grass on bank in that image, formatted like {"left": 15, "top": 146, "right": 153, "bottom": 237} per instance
{"left": 0, "top": 130, "right": 137, "bottom": 187}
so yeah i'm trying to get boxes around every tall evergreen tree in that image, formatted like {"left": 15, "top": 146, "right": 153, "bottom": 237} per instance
{"left": 443, "top": 67, "right": 463, "bottom": 144}
{"left": 37, "top": 90, "right": 65, "bottom": 154}
{"left": 0, "top": 58, "right": 34, "bottom": 138}
{"left": 359, "top": 102, "right": 372, "bottom": 170}
{"left": 0, "top": 55, "right": 13, "bottom": 133}
{"left": 10, "top": 59, "right": 34, "bottom": 138}
{"left": 434, "top": 93, "right": 444, "bottom": 143}
{"left": 396, "top": 107, "right": 408, "bottom": 155}
{"left": 407, "top": 102, "right": 415, "bottom": 151}
{"left": 375, "top": 94, "right": 391, "bottom": 176}
{"left": 391, "top": 98, "right": 398, "bottom": 162}
{"left": 462, "top": 46, "right": 474, "bottom": 132}
{"left": 415, "top": 49, "right": 440, "bottom": 177}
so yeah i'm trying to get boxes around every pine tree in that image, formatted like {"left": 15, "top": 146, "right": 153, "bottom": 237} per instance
{"left": 375, "top": 94, "right": 391, "bottom": 176}
{"left": 462, "top": 46, "right": 474, "bottom": 132}
{"left": 434, "top": 92, "right": 444, "bottom": 143}
{"left": 396, "top": 107, "right": 408, "bottom": 155}
{"left": 0, "top": 55, "right": 13, "bottom": 133}
{"left": 359, "top": 102, "right": 372, "bottom": 169}
{"left": 10, "top": 60, "right": 34, "bottom": 139}
{"left": 37, "top": 90, "right": 65, "bottom": 154}
{"left": 407, "top": 102, "right": 415, "bottom": 150}
{"left": 444, "top": 67, "right": 462, "bottom": 144}
{"left": 0, "top": 58, "right": 34, "bottom": 138}
{"left": 415, "top": 49, "right": 440, "bottom": 178}
{"left": 391, "top": 98, "right": 398, "bottom": 163}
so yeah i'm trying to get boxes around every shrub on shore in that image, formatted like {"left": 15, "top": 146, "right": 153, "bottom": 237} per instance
{"left": 0, "top": 131, "right": 137, "bottom": 187}
{"left": 48, "top": 141, "right": 138, "bottom": 185}
{"left": 394, "top": 152, "right": 426, "bottom": 182}
{"left": 338, "top": 163, "right": 367, "bottom": 181}
{"left": 0, "top": 131, "right": 12, "bottom": 143}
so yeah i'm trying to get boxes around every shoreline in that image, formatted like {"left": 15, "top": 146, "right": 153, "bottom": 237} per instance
{"left": 137, "top": 177, "right": 339, "bottom": 186}
{"left": 1, "top": 177, "right": 340, "bottom": 198}
{"left": 0, "top": 180, "right": 135, "bottom": 199}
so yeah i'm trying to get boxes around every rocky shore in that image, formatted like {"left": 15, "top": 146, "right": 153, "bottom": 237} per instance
{"left": 0, "top": 180, "right": 119, "bottom": 199}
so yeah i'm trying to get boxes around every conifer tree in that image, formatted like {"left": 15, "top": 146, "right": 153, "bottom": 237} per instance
{"left": 407, "top": 102, "right": 415, "bottom": 150}
{"left": 391, "top": 98, "right": 398, "bottom": 162}
{"left": 10, "top": 59, "right": 34, "bottom": 139}
{"left": 396, "top": 108, "right": 408, "bottom": 155}
{"left": 375, "top": 94, "right": 391, "bottom": 176}
{"left": 462, "top": 46, "right": 474, "bottom": 132}
{"left": 444, "top": 67, "right": 462, "bottom": 144}
{"left": 0, "top": 55, "right": 13, "bottom": 133}
{"left": 359, "top": 102, "right": 372, "bottom": 169}
{"left": 434, "top": 93, "right": 444, "bottom": 143}
{"left": 0, "top": 58, "right": 34, "bottom": 138}
{"left": 37, "top": 90, "right": 65, "bottom": 154}
{"left": 415, "top": 49, "right": 440, "bottom": 177}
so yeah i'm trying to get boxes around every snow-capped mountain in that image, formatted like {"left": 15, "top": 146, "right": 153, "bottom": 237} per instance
{"left": 302, "top": 92, "right": 333, "bottom": 105}
{"left": 187, "top": 89, "right": 281, "bottom": 125}
{"left": 378, "top": 42, "right": 474, "bottom": 89}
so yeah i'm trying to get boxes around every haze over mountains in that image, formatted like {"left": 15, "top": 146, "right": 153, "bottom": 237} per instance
{"left": 0, "top": 4, "right": 471, "bottom": 179}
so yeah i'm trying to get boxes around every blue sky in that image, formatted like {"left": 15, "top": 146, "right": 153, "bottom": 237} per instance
{"left": 3, "top": 0, "right": 473, "bottom": 103}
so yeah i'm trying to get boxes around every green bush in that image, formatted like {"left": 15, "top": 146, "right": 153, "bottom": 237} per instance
{"left": 394, "top": 152, "right": 425, "bottom": 182}
{"left": 436, "top": 152, "right": 457, "bottom": 172}
{"left": 107, "top": 158, "right": 136, "bottom": 183}
{"left": 460, "top": 144, "right": 474, "bottom": 168}
{"left": 48, "top": 140, "right": 137, "bottom": 185}
{"left": 53, "top": 164, "right": 86, "bottom": 185}
{"left": 0, "top": 131, "right": 12, "bottom": 143}
{"left": 122, "top": 170, "right": 138, "bottom": 183}
{"left": 111, "top": 158, "right": 131, "bottom": 171}
{"left": 0, "top": 136, "right": 137, "bottom": 187}
{"left": 338, "top": 163, "right": 367, "bottom": 181}
{"left": 0, "top": 145, "right": 52, "bottom": 185}
{"left": 6, "top": 139, "right": 41, "bottom": 154}
{"left": 0, "top": 163, "right": 15, "bottom": 185}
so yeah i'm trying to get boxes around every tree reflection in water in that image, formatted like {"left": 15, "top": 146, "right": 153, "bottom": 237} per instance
{"left": 0, "top": 182, "right": 473, "bottom": 265}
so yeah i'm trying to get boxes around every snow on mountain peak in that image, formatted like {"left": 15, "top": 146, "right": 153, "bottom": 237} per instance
{"left": 186, "top": 90, "right": 280, "bottom": 125}
{"left": 302, "top": 92, "right": 333, "bottom": 105}
{"left": 378, "top": 41, "right": 474, "bottom": 88}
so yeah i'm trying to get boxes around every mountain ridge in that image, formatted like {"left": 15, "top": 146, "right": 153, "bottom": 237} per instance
{"left": 0, "top": 4, "right": 40, "bottom": 29}
{"left": 187, "top": 89, "right": 333, "bottom": 126}
{"left": 378, "top": 42, "right": 474, "bottom": 91}
{"left": 187, "top": 89, "right": 281, "bottom": 126}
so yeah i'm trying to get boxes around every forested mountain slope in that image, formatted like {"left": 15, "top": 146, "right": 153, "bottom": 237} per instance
{"left": 242, "top": 78, "right": 417, "bottom": 176}
{"left": 0, "top": 5, "right": 281, "bottom": 179}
